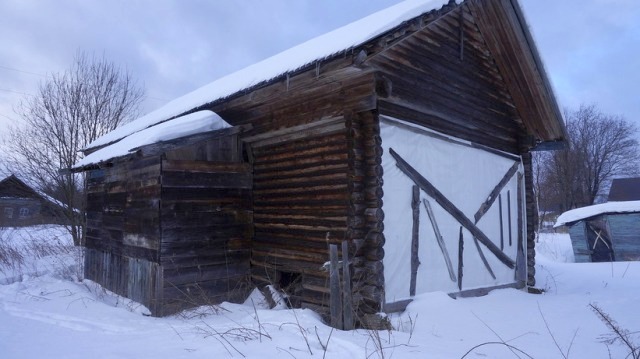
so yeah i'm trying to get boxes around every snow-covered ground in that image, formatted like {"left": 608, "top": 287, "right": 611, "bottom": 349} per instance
{"left": 1, "top": 227, "right": 638, "bottom": 358}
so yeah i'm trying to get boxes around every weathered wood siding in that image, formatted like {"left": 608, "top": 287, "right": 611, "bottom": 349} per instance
{"left": 570, "top": 214, "right": 640, "bottom": 263}
{"left": 159, "top": 159, "right": 252, "bottom": 315}
{"left": 80, "top": 0, "right": 562, "bottom": 325}
{"left": 249, "top": 119, "right": 350, "bottom": 316}
{"left": 243, "top": 111, "right": 385, "bottom": 322}
{"left": 85, "top": 133, "right": 252, "bottom": 316}
{"left": 212, "top": 66, "right": 378, "bottom": 133}
{"left": 84, "top": 156, "right": 163, "bottom": 312}
{"left": 158, "top": 133, "right": 252, "bottom": 315}
{"left": 0, "top": 175, "right": 64, "bottom": 227}
{"left": 370, "top": 4, "right": 525, "bottom": 154}
{"left": 366, "top": 4, "right": 539, "bottom": 287}
{"left": 209, "top": 68, "right": 380, "bottom": 320}
{"left": 0, "top": 198, "right": 44, "bottom": 227}
{"left": 606, "top": 214, "right": 640, "bottom": 261}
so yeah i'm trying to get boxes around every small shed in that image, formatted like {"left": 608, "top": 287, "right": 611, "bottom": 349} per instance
{"left": 0, "top": 175, "right": 65, "bottom": 227}
{"left": 71, "top": 0, "right": 567, "bottom": 325}
{"left": 555, "top": 201, "right": 640, "bottom": 262}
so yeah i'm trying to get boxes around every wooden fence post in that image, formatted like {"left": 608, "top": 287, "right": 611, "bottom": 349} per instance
{"left": 329, "top": 244, "right": 342, "bottom": 329}
{"left": 341, "top": 240, "right": 354, "bottom": 330}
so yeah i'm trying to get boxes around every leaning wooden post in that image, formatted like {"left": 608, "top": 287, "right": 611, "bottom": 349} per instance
{"left": 507, "top": 190, "right": 513, "bottom": 247}
{"left": 410, "top": 185, "right": 420, "bottom": 296}
{"left": 499, "top": 193, "right": 504, "bottom": 250}
{"left": 341, "top": 240, "right": 354, "bottom": 330}
{"left": 329, "top": 244, "right": 343, "bottom": 329}
{"left": 458, "top": 226, "right": 464, "bottom": 292}
{"left": 424, "top": 198, "right": 456, "bottom": 282}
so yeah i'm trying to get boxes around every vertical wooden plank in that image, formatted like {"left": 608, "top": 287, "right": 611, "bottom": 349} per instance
{"left": 410, "top": 185, "right": 420, "bottom": 295}
{"left": 458, "top": 226, "right": 464, "bottom": 292}
{"left": 507, "top": 190, "right": 512, "bottom": 247}
{"left": 329, "top": 244, "right": 342, "bottom": 329}
{"left": 498, "top": 193, "right": 504, "bottom": 250}
{"left": 341, "top": 240, "right": 354, "bottom": 330}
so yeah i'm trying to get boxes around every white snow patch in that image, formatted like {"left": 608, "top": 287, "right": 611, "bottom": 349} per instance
{"left": 554, "top": 200, "right": 640, "bottom": 227}
{"left": 1, "top": 229, "right": 640, "bottom": 358}
{"left": 85, "top": 0, "right": 449, "bottom": 151}
{"left": 74, "top": 110, "right": 229, "bottom": 168}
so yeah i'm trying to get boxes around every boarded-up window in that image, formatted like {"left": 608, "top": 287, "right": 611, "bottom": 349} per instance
{"left": 4, "top": 208, "right": 13, "bottom": 219}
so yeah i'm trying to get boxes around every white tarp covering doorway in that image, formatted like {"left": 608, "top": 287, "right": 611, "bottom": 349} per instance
{"left": 380, "top": 116, "right": 525, "bottom": 304}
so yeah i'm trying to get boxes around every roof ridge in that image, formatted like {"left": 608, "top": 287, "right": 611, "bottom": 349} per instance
{"left": 83, "top": 0, "right": 452, "bottom": 153}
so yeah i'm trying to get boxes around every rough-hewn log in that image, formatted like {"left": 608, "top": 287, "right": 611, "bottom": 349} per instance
{"left": 364, "top": 208, "right": 384, "bottom": 223}
{"left": 342, "top": 240, "right": 354, "bottom": 330}
{"left": 329, "top": 244, "right": 342, "bottom": 329}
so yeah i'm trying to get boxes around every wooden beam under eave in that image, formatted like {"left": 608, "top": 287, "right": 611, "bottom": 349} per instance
{"left": 467, "top": 0, "right": 566, "bottom": 146}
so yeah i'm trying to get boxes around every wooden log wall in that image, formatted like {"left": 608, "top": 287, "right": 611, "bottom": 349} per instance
{"left": 211, "top": 65, "right": 378, "bottom": 133}
{"left": 84, "top": 155, "right": 163, "bottom": 313}
{"left": 85, "top": 133, "right": 252, "bottom": 316}
{"left": 521, "top": 152, "right": 537, "bottom": 286}
{"left": 371, "top": 5, "right": 527, "bottom": 155}
{"left": 249, "top": 120, "right": 351, "bottom": 317}
{"left": 159, "top": 157, "right": 253, "bottom": 315}
{"left": 346, "top": 111, "right": 386, "bottom": 320}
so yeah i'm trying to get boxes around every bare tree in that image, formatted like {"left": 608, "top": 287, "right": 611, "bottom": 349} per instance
{"left": 535, "top": 105, "right": 639, "bottom": 213}
{"left": 4, "top": 52, "right": 144, "bottom": 245}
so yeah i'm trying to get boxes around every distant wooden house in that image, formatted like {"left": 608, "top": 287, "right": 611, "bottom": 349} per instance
{"left": 608, "top": 178, "right": 640, "bottom": 202}
{"left": 0, "top": 175, "right": 64, "bottom": 227}
{"left": 70, "top": 0, "right": 567, "bottom": 325}
{"left": 555, "top": 201, "right": 640, "bottom": 262}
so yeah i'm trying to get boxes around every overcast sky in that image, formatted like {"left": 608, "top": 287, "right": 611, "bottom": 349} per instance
{"left": 1, "top": 0, "right": 639, "bottom": 145}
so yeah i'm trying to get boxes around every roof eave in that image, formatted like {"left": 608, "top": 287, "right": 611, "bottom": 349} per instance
{"left": 510, "top": 0, "right": 568, "bottom": 143}
{"left": 468, "top": 0, "right": 568, "bottom": 147}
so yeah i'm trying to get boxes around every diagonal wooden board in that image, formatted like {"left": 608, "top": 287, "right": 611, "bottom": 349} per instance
{"left": 390, "top": 148, "right": 516, "bottom": 269}
{"left": 474, "top": 161, "right": 520, "bottom": 223}
{"left": 423, "top": 198, "right": 457, "bottom": 282}
{"left": 470, "top": 162, "right": 520, "bottom": 278}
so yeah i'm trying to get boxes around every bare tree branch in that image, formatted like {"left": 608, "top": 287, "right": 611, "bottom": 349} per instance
{"left": 535, "top": 104, "right": 640, "bottom": 212}
{"left": 3, "top": 51, "right": 144, "bottom": 246}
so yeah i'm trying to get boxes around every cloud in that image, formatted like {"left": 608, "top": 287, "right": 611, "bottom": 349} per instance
{"left": 0, "top": 0, "right": 638, "bottom": 137}
{"left": 520, "top": 0, "right": 640, "bottom": 120}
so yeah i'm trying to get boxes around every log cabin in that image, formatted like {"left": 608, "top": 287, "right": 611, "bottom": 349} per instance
{"left": 608, "top": 178, "right": 640, "bottom": 202}
{"left": 71, "top": 0, "right": 567, "bottom": 326}
{"left": 0, "top": 175, "right": 65, "bottom": 227}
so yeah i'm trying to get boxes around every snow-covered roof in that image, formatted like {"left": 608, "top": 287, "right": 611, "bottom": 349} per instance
{"left": 73, "top": 110, "right": 229, "bottom": 169}
{"left": 85, "top": 0, "right": 449, "bottom": 151}
{"left": 554, "top": 201, "right": 640, "bottom": 228}
{"left": 0, "top": 174, "right": 69, "bottom": 211}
